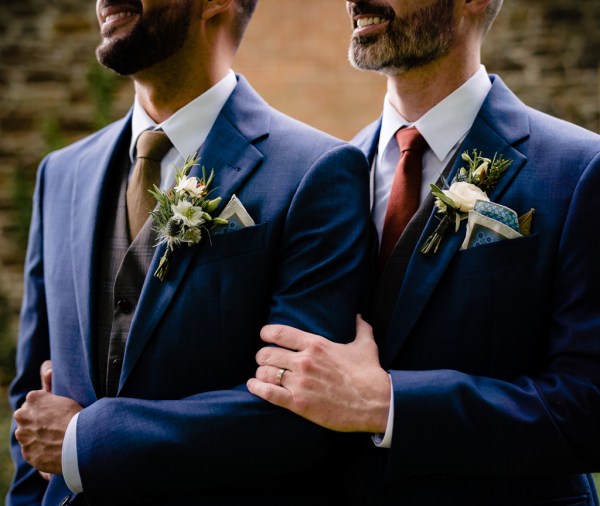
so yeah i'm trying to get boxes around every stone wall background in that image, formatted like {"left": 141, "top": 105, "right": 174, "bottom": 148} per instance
{"left": 0, "top": 0, "right": 599, "bottom": 352}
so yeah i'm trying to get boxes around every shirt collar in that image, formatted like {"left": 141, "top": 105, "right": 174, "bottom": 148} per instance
{"left": 129, "top": 69, "right": 238, "bottom": 163}
{"left": 378, "top": 65, "right": 492, "bottom": 162}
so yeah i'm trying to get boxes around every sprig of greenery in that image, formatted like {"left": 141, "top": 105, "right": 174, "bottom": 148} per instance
{"left": 419, "top": 149, "right": 512, "bottom": 256}
{"left": 456, "top": 149, "right": 512, "bottom": 192}
{"left": 149, "top": 155, "right": 227, "bottom": 280}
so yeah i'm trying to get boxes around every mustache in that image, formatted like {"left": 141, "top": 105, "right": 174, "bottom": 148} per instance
{"left": 349, "top": 1, "right": 395, "bottom": 19}
{"left": 98, "top": 0, "right": 141, "bottom": 12}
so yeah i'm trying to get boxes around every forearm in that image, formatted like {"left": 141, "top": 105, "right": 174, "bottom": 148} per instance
{"left": 75, "top": 387, "right": 340, "bottom": 503}
{"left": 387, "top": 369, "right": 600, "bottom": 478}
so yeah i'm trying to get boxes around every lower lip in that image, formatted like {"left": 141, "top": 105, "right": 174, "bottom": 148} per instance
{"left": 354, "top": 20, "right": 389, "bottom": 36}
{"left": 103, "top": 13, "right": 139, "bottom": 31}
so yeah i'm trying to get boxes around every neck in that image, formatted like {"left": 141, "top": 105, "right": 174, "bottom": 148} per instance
{"left": 385, "top": 49, "right": 481, "bottom": 123}
{"left": 132, "top": 38, "right": 233, "bottom": 124}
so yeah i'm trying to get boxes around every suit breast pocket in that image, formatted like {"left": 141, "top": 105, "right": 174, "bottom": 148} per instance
{"left": 190, "top": 221, "right": 268, "bottom": 267}
{"left": 412, "top": 233, "right": 544, "bottom": 376}
{"left": 451, "top": 233, "right": 539, "bottom": 276}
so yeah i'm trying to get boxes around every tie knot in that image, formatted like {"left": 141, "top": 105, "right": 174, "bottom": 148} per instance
{"left": 136, "top": 130, "right": 173, "bottom": 161}
{"left": 395, "top": 126, "right": 428, "bottom": 154}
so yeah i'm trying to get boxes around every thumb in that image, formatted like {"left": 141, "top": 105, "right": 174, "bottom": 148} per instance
{"left": 354, "top": 314, "right": 376, "bottom": 345}
{"left": 40, "top": 360, "right": 52, "bottom": 392}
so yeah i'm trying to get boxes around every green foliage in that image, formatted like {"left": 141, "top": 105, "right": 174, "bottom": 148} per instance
{"left": 0, "top": 293, "right": 15, "bottom": 497}
{"left": 87, "top": 60, "right": 119, "bottom": 129}
{"left": 0, "top": 290, "right": 15, "bottom": 387}
{"left": 10, "top": 115, "right": 69, "bottom": 255}
{"left": 10, "top": 165, "right": 36, "bottom": 256}
{"left": 0, "top": 388, "right": 15, "bottom": 501}
{"left": 42, "top": 115, "right": 68, "bottom": 154}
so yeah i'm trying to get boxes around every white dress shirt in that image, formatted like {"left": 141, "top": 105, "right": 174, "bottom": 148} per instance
{"left": 373, "top": 65, "right": 492, "bottom": 448}
{"left": 372, "top": 65, "right": 493, "bottom": 240}
{"left": 62, "top": 70, "right": 237, "bottom": 494}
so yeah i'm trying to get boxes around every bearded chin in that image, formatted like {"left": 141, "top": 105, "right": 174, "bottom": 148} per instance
{"left": 348, "top": 35, "right": 410, "bottom": 74}
{"left": 348, "top": 0, "right": 455, "bottom": 75}
{"left": 96, "top": 35, "right": 150, "bottom": 76}
{"left": 348, "top": 30, "right": 452, "bottom": 75}
{"left": 95, "top": 1, "right": 192, "bottom": 76}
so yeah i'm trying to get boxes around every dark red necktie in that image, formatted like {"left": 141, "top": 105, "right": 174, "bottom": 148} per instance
{"left": 379, "top": 126, "right": 428, "bottom": 268}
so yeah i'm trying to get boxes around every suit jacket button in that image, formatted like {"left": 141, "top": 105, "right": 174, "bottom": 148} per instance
{"left": 116, "top": 299, "right": 133, "bottom": 314}
{"left": 111, "top": 358, "right": 122, "bottom": 369}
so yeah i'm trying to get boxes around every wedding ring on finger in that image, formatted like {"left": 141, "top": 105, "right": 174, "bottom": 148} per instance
{"left": 276, "top": 368, "right": 286, "bottom": 386}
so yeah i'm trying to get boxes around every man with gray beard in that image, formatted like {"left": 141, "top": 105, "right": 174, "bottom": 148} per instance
{"left": 8, "top": 0, "right": 372, "bottom": 504}
{"left": 249, "top": 1, "right": 600, "bottom": 504}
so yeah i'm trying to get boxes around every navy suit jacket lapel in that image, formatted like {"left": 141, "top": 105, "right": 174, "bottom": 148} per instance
{"left": 119, "top": 76, "right": 269, "bottom": 392}
{"left": 357, "top": 76, "right": 531, "bottom": 365}
{"left": 353, "top": 118, "right": 381, "bottom": 210}
{"left": 71, "top": 114, "right": 132, "bottom": 394}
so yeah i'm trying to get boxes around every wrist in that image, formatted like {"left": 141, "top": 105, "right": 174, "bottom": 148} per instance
{"left": 365, "top": 370, "right": 392, "bottom": 433}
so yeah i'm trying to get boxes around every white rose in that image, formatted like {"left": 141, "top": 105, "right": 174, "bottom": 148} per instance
{"left": 443, "top": 182, "right": 489, "bottom": 212}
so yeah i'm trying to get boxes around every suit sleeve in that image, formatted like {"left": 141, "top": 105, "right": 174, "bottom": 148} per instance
{"left": 7, "top": 159, "right": 51, "bottom": 506}
{"left": 385, "top": 152, "right": 600, "bottom": 479}
{"left": 74, "top": 144, "right": 373, "bottom": 503}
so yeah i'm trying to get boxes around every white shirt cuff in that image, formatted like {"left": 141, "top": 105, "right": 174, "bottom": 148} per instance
{"left": 62, "top": 412, "right": 83, "bottom": 493}
{"left": 372, "top": 374, "right": 393, "bottom": 448}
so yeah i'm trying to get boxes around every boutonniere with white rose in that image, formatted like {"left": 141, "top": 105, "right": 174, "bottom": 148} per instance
{"left": 149, "top": 155, "right": 228, "bottom": 281}
{"left": 420, "top": 149, "right": 521, "bottom": 256}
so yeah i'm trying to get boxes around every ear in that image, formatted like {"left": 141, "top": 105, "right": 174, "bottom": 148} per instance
{"left": 463, "top": 0, "right": 491, "bottom": 15}
{"left": 201, "top": 0, "right": 235, "bottom": 20}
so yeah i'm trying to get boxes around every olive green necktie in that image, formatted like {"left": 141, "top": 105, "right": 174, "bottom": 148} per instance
{"left": 126, "top": 130, "right": 172, "bottom": 240}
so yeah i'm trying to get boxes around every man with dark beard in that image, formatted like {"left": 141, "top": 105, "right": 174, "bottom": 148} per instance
{"left": 7, "top": 1, "right": 372, "bottom": 505}
{"left": 248, "top": 1, "right": 600, "bottom": 504}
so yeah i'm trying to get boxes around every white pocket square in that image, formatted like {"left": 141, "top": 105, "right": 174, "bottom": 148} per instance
{"left": 214, "top": 194, "right": 255, "bottom": 234}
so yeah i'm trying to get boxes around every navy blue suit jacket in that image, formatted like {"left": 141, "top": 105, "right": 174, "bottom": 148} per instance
{"left": 353, "top": 75, "right": 600, "bottom": 505}
{"left": 8, "top": 76, "right": 372, "bottom": 505}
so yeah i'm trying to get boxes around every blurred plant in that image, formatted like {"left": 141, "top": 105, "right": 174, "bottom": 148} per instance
{"left": 10, "top": 115, "right": 68, "bottom": 255}
{"left": 87, "top": 60, "right": 120, "bottom": 129}
{"left": 0, "top": 288, "right": 15, "bottom": 386}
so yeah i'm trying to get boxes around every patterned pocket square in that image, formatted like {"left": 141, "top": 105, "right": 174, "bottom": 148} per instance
{"left": 461, "top": 200, "right": 535, "bottom": 250}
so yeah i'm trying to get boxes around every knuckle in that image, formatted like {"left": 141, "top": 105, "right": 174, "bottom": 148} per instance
{"left": 269, "top": 325, "right": 286, "bottom": 344}
{"left": 310, "top": 339, "right": 327, "bottom": 355}
{"left": 295, "top": 375, "right": 315, "bottom": 395}
{"left": 21, "top": 447, "right": 32, "bottom": 462}
{"left": 255, "top": 365, "right": 267, "bottom": 381}
{"left": 261, "top": 383, "right": 276, "bottom": 400}
{"left": 25, "top": 390, "right": 40, "bottom": 402}
{"left": 296, "top": 355, "right": 314, "bottom": 373}
{"left": 369, "top": 340, "right": 380, "bottom": 353}
{"left": 263, "top": 348, "right": 276, "bottom": 366}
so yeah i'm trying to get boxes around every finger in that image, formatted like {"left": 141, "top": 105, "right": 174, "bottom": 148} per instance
{"left": 255, "top": 365, "right": 290, "bottom": 387}
{"left": 246, "top": 378, "right": 294, "bottom": 409}
{"left": 40, "top": 360, "right": 52, "bottom": 392}
{"left": 260, "top": 324, "right": 316, "bottom": 351}
{"left": 39, "top": 471, "right": 51, "bottom": 481}
{"left": 255, "top": 345, "right": 297, "bottom": 369}
{"left": 14, "top": 407, "right": 24, "bottom": 426}
{"left": 355, "top": 314, "right": 375, "bottom": 344}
